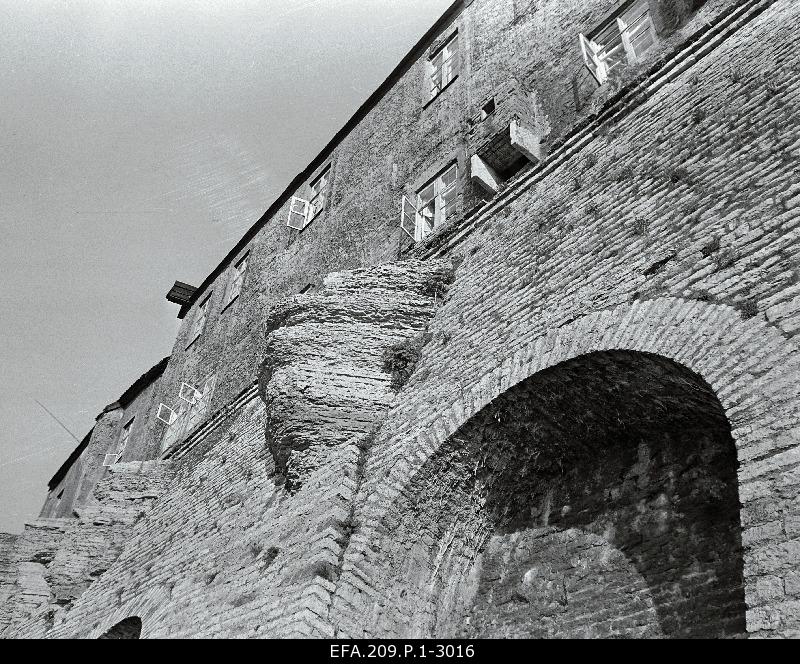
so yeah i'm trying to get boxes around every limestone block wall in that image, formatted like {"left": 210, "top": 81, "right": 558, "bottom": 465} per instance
{"left": 4, "top": 261, "right": 450, "bottom": 638}
{"left": 3, "top": 0, "right": 798, "bottom": 640}
{"left": 0, "top": 534, "right": 18, "bottom": 612}
{"left": 331, "top": 0, "right": 800, "bottom": 638}
{"left": 1, "top": 462, "right": 173, "bottom": 638}
{"left": 149, "top": 0, "right": 744, "bottom": 474}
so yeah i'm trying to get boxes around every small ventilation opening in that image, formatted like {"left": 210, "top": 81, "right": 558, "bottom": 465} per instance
{"left": 480, "top": 98, "right": 496, "bottom": 120}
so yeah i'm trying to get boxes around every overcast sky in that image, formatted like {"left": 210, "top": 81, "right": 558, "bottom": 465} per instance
{"left": 0, "top": 0, "right": 452, "bottom": 534}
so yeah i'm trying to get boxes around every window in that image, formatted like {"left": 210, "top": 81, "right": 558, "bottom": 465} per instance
{"left": 308, "top": 168, "right": 330, "bottom": 219}
{"left": 481, "top": 98, "right": 496, "bottom": 120}
{"left": 401, "top": 163, "right": 458, "bottom": 242}
{"left": 189, "top": 295, "right": 211, "bottom": 343}
{"left": 287, "top": 166, "right": 331, "bottom": 230}
{"left": 429, "top": 33, "right": 460, "bottom": 100}
{"left": 104, "top": 417, "right": 133, "bottom": 466}
{"left": 224, "top": 254, "right": 249, "bottom": 306}
{"left": 158, "top": 375, "right": 217, "bottom": 452}
{"left": 580, "top": 1, "right": 657, "bottom": 85}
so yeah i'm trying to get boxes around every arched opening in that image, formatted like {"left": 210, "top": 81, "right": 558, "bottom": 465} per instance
{"left": 98, "top": 616, "right": 142, "bottom": 639}
{"left": 387, "top": 350, "right": 747, "bottom": 638}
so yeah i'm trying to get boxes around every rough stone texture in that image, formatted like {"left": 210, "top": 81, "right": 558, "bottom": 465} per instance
{"left": 138, "top": 0, "right": 738, "bottom": 474}
{"left": 3, "top": 260, "right": 447, "bottom": 639}
{"left": 0, "top": 462, "right": 172, "bottom": 638}
{"left": 331, "top": 0, "right": 800, "bottom": 639}
{"left": 3, "top": 0, "right": 798, "bottom": 640}
{"left": 0, "top": 534, "right": 18, "bottom": 613}
{"left": 259, "top": 260, "right": 455, "bottom": 490}
{"left": 97, "top": 616, "right": 142, "bottom": 639}
{"left": 352, "top": 351, "right": 746, "bottom": 638}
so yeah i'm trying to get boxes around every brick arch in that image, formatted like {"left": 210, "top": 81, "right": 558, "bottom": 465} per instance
{"left": 337, "top": 297, "right": 800, "bottom": 637}
{"left": 97, "top": 616, "right": 142, "bottom": 639}
{"left": 83, "top": 585, "right": 172, "bottom": 640}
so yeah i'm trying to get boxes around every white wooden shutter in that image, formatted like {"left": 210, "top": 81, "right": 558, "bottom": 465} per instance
{"left": 400, "top": 195, "right": 418, "bottom": 239}
{"left": 179, "top": 382, "right": 202, "bottom": 405}
{"left": 620, "top": 14, "right": 656, "bottom": 63}
{"left": 287, "top": 196, "right": 310, "bottom": 230}
{"left": 579, "top": 33, "right": 607, "bottom": 84}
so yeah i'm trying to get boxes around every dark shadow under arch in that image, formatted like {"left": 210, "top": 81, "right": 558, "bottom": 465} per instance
{"left": 385, "top": 350, "right": 747, "bottom": 638}
{"left": 98, "top": 616, "right": 142, "bottom": 639}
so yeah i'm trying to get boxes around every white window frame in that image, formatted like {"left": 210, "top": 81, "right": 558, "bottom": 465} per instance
{"left": 157, "top": 403, "right": 177, "bottom": 425}
{"left": 287, "top": 196, "right": 310, "bottom": 230}
{"left": 401, "top": 163, "right": 459, "bottom": 242}
{"left": 189, "top": 294, "right": 211, "bottom": 343}
{"left": 160, "top": 374, "right": 217, "bottom": 453}
{"left": 287, "top": 166, "right": 331, "bottom": 231}
{"left": 579, "top": 1, "right": 656, "bottom": 85}
{"left": 224, "top": 253, "right": 249, "bottom": 307}
{"left": 429, "top": 33, "right": 460, "bottom": 100}
{"left": 618, "top": 6, "right": 656, "bottom": 64}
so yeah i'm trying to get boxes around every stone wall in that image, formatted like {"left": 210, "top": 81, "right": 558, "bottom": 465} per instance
{"left": 141, "top": 0, "right": 745, "bottom": 473}
{"left": 352, "top": 351, "right": 746, "bottom": 638}
{"left": 331, "top": 0, "right": 800, "bottom": 639}
{"left": 2, "top": 0, "right": 797, "bottom": 640}
{"left": 1, "top": 462, "right": 172, "bottom": 638}
{"left": 8, "top": 261, "right": 449, "bottom": 638}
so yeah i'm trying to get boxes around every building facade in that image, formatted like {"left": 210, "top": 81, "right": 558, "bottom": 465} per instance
{"left": 2, "top": 0, "right": 799, "bottom": 638}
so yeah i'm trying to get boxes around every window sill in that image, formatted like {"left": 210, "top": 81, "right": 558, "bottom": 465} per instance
{"left": 185, "top": 333, "right": 202, "bottom": 351}
{"left": 423, "top": 75, "right": 459, "bottom": 109}
{"left": 221, "top": 294, "right": 240, "bottom": 314}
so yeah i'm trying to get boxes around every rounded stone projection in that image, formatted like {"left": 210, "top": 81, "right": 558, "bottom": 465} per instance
{"left": 98, "top": 616, "right": 142, "bottom": 639}
{"left": 383, "top": 350, "right": 746, "bottom": 638}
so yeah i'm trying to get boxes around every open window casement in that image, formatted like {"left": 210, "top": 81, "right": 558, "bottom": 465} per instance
{"left": 617, "top": 10, "right": 656, "bottom": 63}
{"left": 400, "top": 196, "right": 418, "bottom": 239}
{"left": 160, "top": 375, "right": 217, "bottom": 453}
{"left": 579, "top": 33, "right": 609, "bottom": 85}
{"left": 189, "top": 296, "right": 211, "bottom": 342}
{"left": 400, "top": 163, "right": 458, "bottom": 243}
{"left": 308, "top": 168, "right": 330, "bottom": 219}
{"left": 185, "top": 375, "right": 216, "bottom": 432}
{"left": 287, "top": 196, "right": 311, "bottom": 230}
{"left": 429, "top": 33, "right": 460, "bottom": 99}
{"left": 156, "top": 403, "right": 177, "bottom": 425}
{"left": 400, "top": 194, "right": 433, "bottom": 243}
{"left": 224, "top": 254, "right": 248, "bottom": 305}
{"left": 179, "top": 382, "right": 203, "bottom": 405}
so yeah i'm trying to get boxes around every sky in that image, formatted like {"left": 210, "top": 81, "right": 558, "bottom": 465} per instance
{"left": 0, "top": 0, "right": 453, "bottom": 534}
